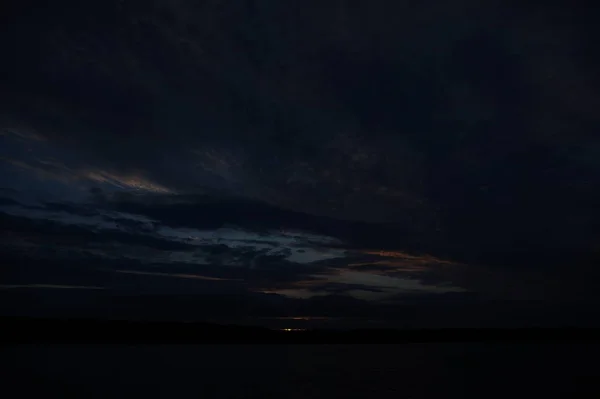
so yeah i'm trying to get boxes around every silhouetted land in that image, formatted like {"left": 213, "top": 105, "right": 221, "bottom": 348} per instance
{"left": 3, "top": 316, "right": 600, "bottom": 344}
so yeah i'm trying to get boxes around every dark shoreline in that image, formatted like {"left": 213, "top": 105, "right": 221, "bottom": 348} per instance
{"left": 4, "top": 316, "right": 600, "bottom": 344}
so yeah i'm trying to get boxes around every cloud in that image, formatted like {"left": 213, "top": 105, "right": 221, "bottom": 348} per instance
{"left": 5, "top": 189, "right": 597, "bottom": 303}
{"left": 259, "top": 258, "right": 466, "bottom": 301}
{"left": 0, "top": 284, "right": 104, "bottom": 290}
{"left": 1, "top": 127, "right": 46, "bottom": 142}
{"left": 1, "top": 1, "right": 599, "bottom": 312}
{"left": 83, "top": 170, "right": 175, "bottom": 194}
{"left": 0, "top": 198, "right": 346, "bottom": 279}
{"left": 1, "top": 155, "right": 175, "bottom": 194}
{"left": 108, "top": 269, "right": 239, "bottom": 282}
{"left": 1, "top": 194, "right": 473, "bottom": 302}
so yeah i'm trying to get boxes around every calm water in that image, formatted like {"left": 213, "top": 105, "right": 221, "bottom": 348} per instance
{"left": 2, "top": 344, "right": 599, "bottom": 398}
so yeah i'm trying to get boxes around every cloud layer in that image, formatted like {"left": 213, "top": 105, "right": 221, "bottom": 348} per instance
{"left": 1, "top": 1, "right": 599, "bottom": 315}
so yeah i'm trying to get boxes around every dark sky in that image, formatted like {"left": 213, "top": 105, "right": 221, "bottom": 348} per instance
{"left": 1, "top": 0, "right": 599, "bottom": 321}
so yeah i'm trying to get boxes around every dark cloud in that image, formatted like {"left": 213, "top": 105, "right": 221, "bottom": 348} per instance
{"left": 304, "top": 282, "right": 385, "bottom": 294}
{"left": 1, "top": 198, "right": 471, "bottom": 303}
{"left": 2, "top": 186, "right": 599, "bottom": 303}
{"left": 0, "top": 197, "right": 20, "bottom": 207}
{"left": 1, "top": 1, "right": 599, "bottom": 321}
{"left": 4, "top": 1, "right": 596, "bottom": 223}
{"left": 0, "top": 211, "right": 193, "bottom": 252}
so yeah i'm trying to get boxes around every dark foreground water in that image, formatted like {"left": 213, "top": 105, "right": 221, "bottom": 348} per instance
{"left": 2, "top": 344, "right": 599, "bottom": 398}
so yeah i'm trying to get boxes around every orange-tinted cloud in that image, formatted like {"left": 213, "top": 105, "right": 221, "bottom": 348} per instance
{"left": 259, "top": 265, "right": 465, "bottom": 301}
{"left": 1, "top": 127, "right": 46, "bottom": 141}
{"left": 1, "top": 155, "right": 175, "bottom": 194}
{"left": 347, "top": 260, "right": 429, "bottom": 273}
{"left": 83, "top": 170, "right": 175, "bottom": 193}
{"left": 356, "top": 249, "right": 456, "bottom": 264}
